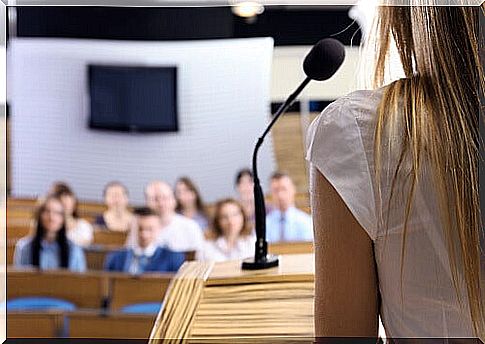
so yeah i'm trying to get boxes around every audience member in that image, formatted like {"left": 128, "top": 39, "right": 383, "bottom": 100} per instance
{"left": 266, "top": 172, "right": 313, "bottom": 242}
{"left": 104, "top": 207, "right": 184, "bottom": 274}
{"left": 197, "top": 198, "right": 254, "bottom": 262}
{"left": 127, "top": 180, "right": 203, "bottom": 252}
{"left": 49, "top": 182, "right": 94, "bottom": 247}
{"left": 234, "top": 168, "right": 255, "bottom": 226}
{"left": 14, "top": 196, "right": 86, "bottom": 272}
{"left": 175, "top": 177, "right": 209, "bottom": 230}
{"left": 94, "top": 181, "right": 134, "bottom": 232}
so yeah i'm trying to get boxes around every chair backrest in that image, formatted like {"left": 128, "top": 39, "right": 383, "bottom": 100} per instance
{"left": 108, "top": 272, "right": 173, "bottom": 311}
{"left": 84, "top": 245, "right": 122, "bottom": 271}
{"left": 92, "top": 230, "right": 128, "bottom": 246}
{"left": 7, "top": 269, "right": 108, "bottom": 308}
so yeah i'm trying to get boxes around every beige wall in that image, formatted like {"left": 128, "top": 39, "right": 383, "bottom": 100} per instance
{"left": 271, "top": 46, "right": 361, "bottom": 102}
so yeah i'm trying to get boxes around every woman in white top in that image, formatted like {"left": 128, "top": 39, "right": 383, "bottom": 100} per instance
{"left": 198, "top": 198, "right": 255, "bottom": 262}
{"left": 175, "top": 176, "right": 210, "bottom": 231}
{"left": 49, "top": 182, "right": 94, "bottom": 247}
{"left": 307, "top": 5, "right": 483, "bottom": 340}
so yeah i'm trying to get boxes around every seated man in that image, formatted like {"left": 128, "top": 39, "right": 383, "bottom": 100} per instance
{"left": 144, "top": 180, "right": 204, "bottom": 252}
{"left": 105, "top": 207, "right": 185, "bottom": 274}
{"left": 266, "top": 172, "right": 313, "bottom": 242}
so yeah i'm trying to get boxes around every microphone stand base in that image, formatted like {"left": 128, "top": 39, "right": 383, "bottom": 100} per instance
{"left": 241, "top": 255, "right": 279, "bottom": 270}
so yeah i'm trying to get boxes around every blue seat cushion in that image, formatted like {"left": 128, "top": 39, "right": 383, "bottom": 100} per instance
{"left": 7, "top": 297, "right": 76, "bottom": 311}
{"left": 120, "top": 302, "right": 162, "bottom": 314}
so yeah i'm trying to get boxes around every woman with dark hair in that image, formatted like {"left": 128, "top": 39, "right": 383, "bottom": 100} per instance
{"left": 94, "top": 181, "right": 134, "bottom": 232}
{"left": 307, "top": 5, "right": 484, "bottom": 339}
{"left": 174, "top": 177, "right": 209, "bottom": 230}
{"left": 234, "top": 168, "right": 255, "bottom": 225}
{"left": 49, "top": 181, "right": 93, "bottom": 247}
{"left": 197, "top": 198, "right": 254, "bottom": 262}
{"left": 13, "top": 196, "right": 86, "bottom": 272}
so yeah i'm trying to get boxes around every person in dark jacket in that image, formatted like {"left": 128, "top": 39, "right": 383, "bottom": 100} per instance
{"left": 104, "top": 207, "right": 184, "bottom": 274}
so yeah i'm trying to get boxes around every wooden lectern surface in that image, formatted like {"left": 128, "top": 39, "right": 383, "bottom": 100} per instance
{"left": 149, "top": 254, "right": 315, "bottom": 343}
{"left": 207, "top": 253, "right": 314, "bottom": 285}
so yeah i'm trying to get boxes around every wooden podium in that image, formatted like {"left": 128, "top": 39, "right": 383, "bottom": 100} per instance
{"left": 149, "top": 254, "right": 315, "bottom": 342}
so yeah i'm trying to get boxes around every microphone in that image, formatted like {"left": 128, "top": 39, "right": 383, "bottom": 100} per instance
{"left": 242, "top": 38, "right": 346, "bottom": 270}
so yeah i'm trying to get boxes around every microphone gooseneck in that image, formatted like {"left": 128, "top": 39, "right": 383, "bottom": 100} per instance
{"left": 242, "top": 38, "right": 346, "bottom": 270}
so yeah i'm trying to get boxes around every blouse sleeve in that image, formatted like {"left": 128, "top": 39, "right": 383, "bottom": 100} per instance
{"left": 13, "top": 237, "right": 32, "bottom": 267}
{"left": 69, "top": 243, "right": 87, "bottom": 272}
{"left": 305, "top": 95, "right": 378, "bottom": 241}
{"left": 75, "top": 219, "right": 94, "bottom": 247}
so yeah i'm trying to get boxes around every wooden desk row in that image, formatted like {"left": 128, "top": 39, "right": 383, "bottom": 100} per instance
{"left": 6, "top": 226, "right": 128, "bottom": 244}
{"left": 8, "top": 310, "right": 156, "bottom": 339}
{"left": 7, "top": 268, "right": 173, "bottom": 310}
{"left": 5, "top": 241, "right": 313, "bottom": 269}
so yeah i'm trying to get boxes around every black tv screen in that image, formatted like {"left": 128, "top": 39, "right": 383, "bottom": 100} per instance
{"left": 88, "top": 65, "right": 178, "bottom": 132}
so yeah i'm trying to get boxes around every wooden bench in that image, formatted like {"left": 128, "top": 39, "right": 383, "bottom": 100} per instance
{"left": 8, "top": 310, "right": 156, "bottom": 339}
{"left": 7, "top": 269, "right": 174, "bottom": 311}
{"left": 7, "top": 310, "right": 65, "bottom": 338}
{"left": 68, "top": 310, "right": 156, "bottom": 339}
{"left": 108, "top": 273, "right": 173, "bottom": 311}
{"left": 7, "top": 269, "right": 108, "bottom": 309}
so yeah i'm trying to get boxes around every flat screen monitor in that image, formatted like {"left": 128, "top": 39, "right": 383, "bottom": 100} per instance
{"left": 88, "top": 65, "right": 178, "bottom": 132}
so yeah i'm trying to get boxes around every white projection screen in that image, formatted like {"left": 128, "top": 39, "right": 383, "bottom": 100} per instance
{"left": 8, "top": 37, "right": 276, "bottom": 204}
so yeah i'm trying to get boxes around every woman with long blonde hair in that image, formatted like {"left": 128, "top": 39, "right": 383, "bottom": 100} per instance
{"left": 307, "top": 5, "right": 483, "bottom": 339}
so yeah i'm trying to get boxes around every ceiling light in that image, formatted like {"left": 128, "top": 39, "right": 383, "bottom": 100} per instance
{"left": 231, "top": 1, "right": 265, "bottom": 18}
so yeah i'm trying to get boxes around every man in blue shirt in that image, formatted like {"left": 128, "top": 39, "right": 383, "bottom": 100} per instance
{"left": 266, "top": 172, "right": 313, "bottom": 243}
{"left": 104, "top": 207, "right": 185, "bottom": 274}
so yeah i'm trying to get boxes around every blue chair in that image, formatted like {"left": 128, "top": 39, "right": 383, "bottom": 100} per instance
{"left": 7, "top": 297, "right": 76, "bottom": 311}
{"left": 120, "top": 302, "right": 162, "bottom": 315}
{"left": 7, "top": 297, "right": 76, "bottom": 337}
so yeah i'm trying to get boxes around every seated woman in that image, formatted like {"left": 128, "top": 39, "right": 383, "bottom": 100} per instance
{"left": 197, "top": 198, "right": 255, "bottom": 262}
{"left": 234, "top": 169, "right": 255, "bottom": 226}
{"left": 14, "top": 195, "right": 87, "bottom": 272}
{"left": 49, "top": 182, "right": 94, "bottom": 247}
{"left": 94, "top": 181, "right": 134, "bottom": 232}
{"left": 175, "top": 177, "right": 209, "bottom": 230}
{"left": 104, "top": 207, "right": 185, "bottom": 274}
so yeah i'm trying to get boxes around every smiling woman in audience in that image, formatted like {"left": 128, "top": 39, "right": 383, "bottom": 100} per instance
{"left": 95, "top": 181, "right": 134, "bottom": 232}
{"left": 49, "top": 182, "right": 94, "bottom": 247}
{"left": 197, "top": 198, "right": 254, "bottom": 262}
{"left": 14, "top": 195, "right": 86, "bottom": 272}
{"left": 175, "top": 177, "right": 209, "bottom": 231}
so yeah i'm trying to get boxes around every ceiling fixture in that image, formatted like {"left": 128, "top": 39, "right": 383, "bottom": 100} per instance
{"left": 231, "top": 1, "right": 265, "bottom": 19}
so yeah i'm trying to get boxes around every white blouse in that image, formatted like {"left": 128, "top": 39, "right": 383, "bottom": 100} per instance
{"left": 197, "top": 235, "right": 255, "bottom": 262}
{"left": 67, "top": 218, "right": 94, "bottom": 248}
{"left": 306, "top": 88, "right": 476, "bottom": 339}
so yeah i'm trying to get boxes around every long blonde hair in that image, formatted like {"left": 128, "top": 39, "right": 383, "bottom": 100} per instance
{"left": 371, "top": 5, "right": 484, "bottom": 336}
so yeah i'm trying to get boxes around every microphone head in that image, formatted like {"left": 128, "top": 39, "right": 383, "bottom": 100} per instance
{"left": 303, "top": 38, "right": 346, "bottom": 81}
